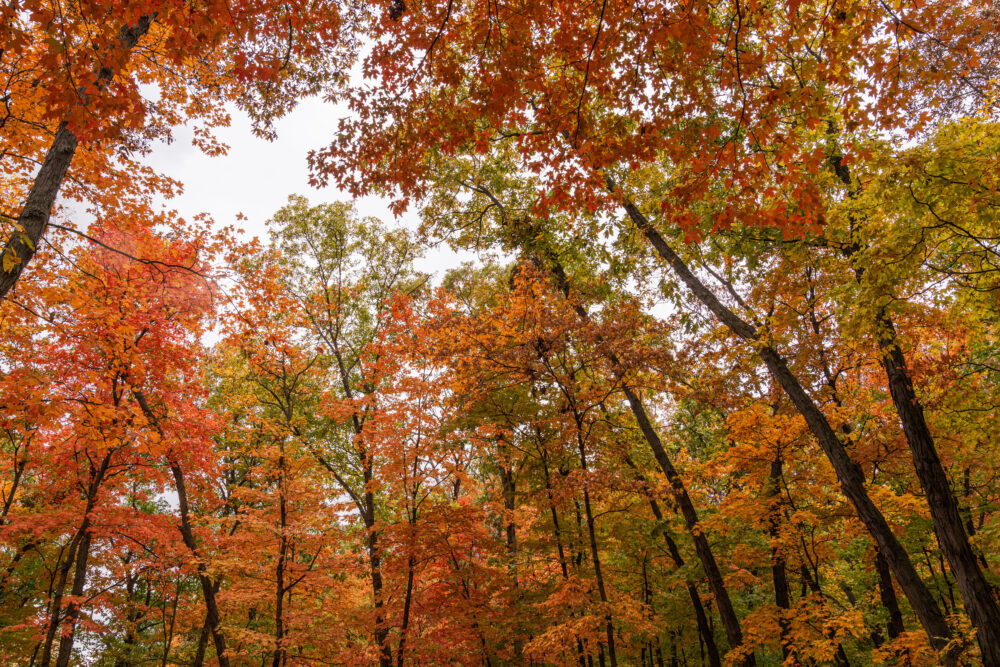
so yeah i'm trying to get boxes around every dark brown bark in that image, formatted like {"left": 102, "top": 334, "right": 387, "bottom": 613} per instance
{"left": 575, "top": 430, "right": 617, "bottom": 666}
{"left": 0, "top": 16, "right": 153, "bottom": 299}
{"left": 618, "top": 195, "right": 954, "bottom": 660}
{"left": 832, "top": 150, "right": 1000, "bottom": 661}
{"left": 767, "top": 457, "right": 792, "bottom": 663}
{"left": 272, "top": 443, "right": 288, "bottom": 667}
{"left": 626, "top": 459, "right": 722, "bottom": 667}
{"left": 874, "top": 310, "right": 1000, "bottom": 664}
{"left": 875, "top": 548, "right": 906, "bottom": 641}
{"left": 133, "top": 390, "right": 230, "bottom": 667}
{"left": 529, "top": 244, "right": 751, "bottom": 666}
{"left": 621, "top": 386, "right": 752, "bottom": 666}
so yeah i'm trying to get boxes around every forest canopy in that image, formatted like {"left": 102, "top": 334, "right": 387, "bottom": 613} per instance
{"left": 2, "top": 0, "right": 1000, "bottom": 665}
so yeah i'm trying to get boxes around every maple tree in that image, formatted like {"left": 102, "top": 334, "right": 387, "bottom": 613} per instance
{"left": 3, "top": 0, "right": 1000, "bottom": 665}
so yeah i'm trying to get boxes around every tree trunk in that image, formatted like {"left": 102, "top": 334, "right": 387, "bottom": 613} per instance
{"left": 53, "top": 528, "right": 94, "bottom": 667}
{"left": 530, "top": 243, "right": 752, "bottom": 666}
{"left": 0, "top": 16, "right": 153, "bottom": 299}
{"left": 271, "top": 446, "right": 288, "bottom": 667}
{"left": 619, "top": 196, "right": 955, "bottom": 660}
{"left": 626, "top": 459, "right": 722, "bottom": 667}
{"left": 873, "top": 309, "right": 1000, "bottom": 664}
{"left": 576, "top": 432, "right": 617, "bottom": 666}
{"left": 767, "top": 457, "right": 792, "bottom": 663}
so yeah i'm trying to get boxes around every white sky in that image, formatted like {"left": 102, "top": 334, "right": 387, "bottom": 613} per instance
{"left": 143, "top": 95, "right": 473, "bottom": 278}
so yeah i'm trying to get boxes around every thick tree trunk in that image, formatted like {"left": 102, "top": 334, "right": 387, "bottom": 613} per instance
{"left": 0, "top": 16, "right": 153, "bottom": 299}
{"left": 832, "top": 150, "right": 1000, "bottom": 661}
{"left": 619, "top": 196, "right": 955, "bottom": 660}
{"left": 874, "top": 310, "right": 1000, "bottom": 664}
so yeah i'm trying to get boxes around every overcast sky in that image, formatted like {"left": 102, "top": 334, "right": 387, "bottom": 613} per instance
{"left": 143, "top": 95, "right": 473, "bottom": 277}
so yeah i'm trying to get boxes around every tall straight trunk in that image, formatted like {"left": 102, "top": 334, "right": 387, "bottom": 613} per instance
{"left": 540, "top": 450, "right": 590, "bottom": 667}
{"left": 575, "top": 430, "right": 617, "bottom": 666}
{"left": 396, "top": 479, "right": 419, "bottom": 667}
{"left": 767, "top": 457, "right": 792, "bottom": 662}
{"left": 497, "top": 444, "right": 526, "bottom": 662}
{"left": 531, "top": 247, "right": 752, "bottom": 666}
{"left": 872, "top": 309, "right": 1000, "bottom": 664}
{"left": 362, "top": 451, "right": 392, "bottom": 667}
{"left": 396, "top": 553, "right": 416, "bottom": 667}
{"left": 0, "top": 15, "right": 153, "bottom": 299}
{"left": 622, "top": 386, "right": 751, "bottom": 666}
{"left": 618, "top": 195, "right": 955, "bottom": 660}
{"left": 626, "top": 459, "right": 722, "bottom": 667}
{"left": 272, "top": 443, "right": 288, "bottom": 667}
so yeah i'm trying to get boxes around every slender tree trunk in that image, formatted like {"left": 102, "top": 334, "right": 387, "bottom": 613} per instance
{"left": 39, "top": 534, "right": 81, "bottom": 667}
{"left": 0, "top": 16, "right": 153, "bottom": 299}
{"left": 574, "top": 428, "right": 617, "bottom": 666}
{"left": 618, "top": 195, "right": 954, "bottom": 660}
{"left": 767, "top": 457, "right": 792, "bottom": 662}
{"left": 40, "top": 452, "right": 111, "bottom": 667}
{"left": 53, "top": 528, "right": 94, "bottom": 667}
{"left": 626, "top": 459, "right": 722, "bottom": 667}
{"left": 171, "top": 462, "right": 230, "bottom": 667}
{"left": 362, "top": 449, "right": 392, "bottom": 667}
{"left": 529, "top": 244, "right": 752, "bottom": 666}
{"left": 540, "top": 451, "right": 590, "bottom": 667}
{"left": 133, "top": 391, "right": 230, "bottom": 667}
{"left": 271, "top": 446, "right": 288, "bottom": 667}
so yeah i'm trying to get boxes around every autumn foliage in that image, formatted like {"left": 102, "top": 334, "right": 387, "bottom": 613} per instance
{"left": 3, "top": 0, "right": 1000, "bottom": 665}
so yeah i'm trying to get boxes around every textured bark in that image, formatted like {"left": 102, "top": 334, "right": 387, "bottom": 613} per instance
{"left": 875, "top": 548, "right": 906, "bottom": 641}
{"left": 768, "top": 458, "right": 792, "bottom": 662}
{"left": 833, "top": 149, "right": 1000, "bottom": 663}
{"left": 621, "top": 385, "right": 752, "bottom": 666}
{"left": 619, "top": 196, "right": 955, "bottom": 660}
{"left": 0, "top": 16, "right": 153, "bottom": 299}
{"left": 874, "top": 310, "right": 1000, "bottom": 665}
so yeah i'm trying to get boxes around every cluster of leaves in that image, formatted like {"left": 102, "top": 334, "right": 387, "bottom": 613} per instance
{"left": 3, "top": 0, "right": 1000, "bottom": 665}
